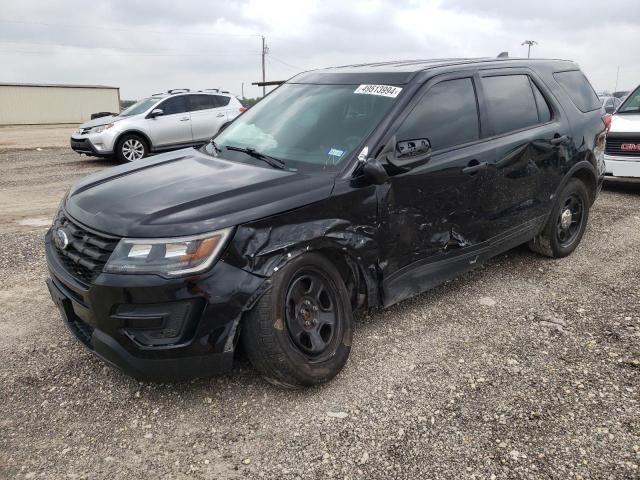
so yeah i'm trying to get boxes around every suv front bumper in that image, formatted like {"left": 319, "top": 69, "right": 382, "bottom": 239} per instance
{"left": 70, "top": 136, "right": 114, "bottom": 157}
{"left": 45, "top": 231, "right": 266, "bottom": 381}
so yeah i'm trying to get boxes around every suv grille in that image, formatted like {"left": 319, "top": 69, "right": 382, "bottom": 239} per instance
{"left": 53, "top": 213, "right": 119, "bottom": 284}
{"left": 605, "top": 134, "right": 640, "bottom": 157}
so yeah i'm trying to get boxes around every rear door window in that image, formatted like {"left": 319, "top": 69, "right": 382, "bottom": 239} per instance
{"left": 189, "top": 95, "right": 217, "bottom": 112}
{"left": 158, "top": 96, "right": 188, "bottom": 115}
{"left": 553, "top": 70, "right": 601, "bottom": 112}
{"left": 395, "top": 77, "right": 480, "bottom": 151}
{"left": 482, "top": 75, "right": 540, "bottom": 135}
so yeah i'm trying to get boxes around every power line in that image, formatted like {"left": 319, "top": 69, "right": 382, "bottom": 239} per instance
{"left": 0, "top": 40, "right": 259, "bottom": 54}
{"left": 268, "top": 54, "right": 305, "bottom": 70}
{"left": 0, "top": 49, "right": 260, "bottom": 58}
{"left": 0, "top": 18, "right": 262, "bottom": 38}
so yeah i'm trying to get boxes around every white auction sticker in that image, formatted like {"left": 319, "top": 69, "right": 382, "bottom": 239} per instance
{"left": 354, "top": 84, "right": 402, "bottom": 98}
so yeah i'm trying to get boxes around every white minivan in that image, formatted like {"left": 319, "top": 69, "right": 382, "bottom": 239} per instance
{"left": 70, "top": 89, "right": 245, "bottom": 162}
{"left": 605, "top": 85, "right": 640, "bottom": 178}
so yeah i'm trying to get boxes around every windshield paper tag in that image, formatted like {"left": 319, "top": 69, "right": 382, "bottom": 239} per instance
{"left": 354, "top": 84, "right": 402, "bottom": 98}
{"left": 328, "top": 148, "right": 344, "bottom": 157}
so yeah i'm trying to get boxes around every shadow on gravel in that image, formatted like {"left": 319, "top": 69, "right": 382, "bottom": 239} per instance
{"left": 73, "top": 157, "right": 120, "bottom": 168}
{"left": 603, "top": 177, "right": 640, "bottom": 195}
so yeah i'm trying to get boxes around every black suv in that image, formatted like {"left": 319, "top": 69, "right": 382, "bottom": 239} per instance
{"left": 45, "top": 58, "right": 606, "bottom": 387}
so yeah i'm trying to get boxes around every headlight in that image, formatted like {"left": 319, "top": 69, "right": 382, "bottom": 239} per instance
{"left": 104, "top": 228, "right": 233, "bottom": 277}
{"left": 90, "top": 124, "right": 113, "bottom": 134}
{"left": 52, "top": 190, "right": 69, "bottom": 225}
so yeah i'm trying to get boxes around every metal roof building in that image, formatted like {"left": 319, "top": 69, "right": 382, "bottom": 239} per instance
{"left": 0, "top": 82, "right": 120, "bottom": 125}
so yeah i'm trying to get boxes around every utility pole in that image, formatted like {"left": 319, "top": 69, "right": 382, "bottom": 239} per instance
{"left": 614, "top": 66, "right": 620, "bottom": 93}
{"left": 241, "top": 82, "right": 244, "bottom": 99}
{"left": 261, "top": 36, "right": 269, "bottom": 97}
{"left": 521, "top": 40, "right": 538, "bottom": 58}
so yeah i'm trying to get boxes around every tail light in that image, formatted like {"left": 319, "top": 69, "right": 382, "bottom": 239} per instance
{"left": 239, "top": 106, "right": 247, "bottom": 113}
{"left": 602, "top": 113, "right": 612, "bottom": 131}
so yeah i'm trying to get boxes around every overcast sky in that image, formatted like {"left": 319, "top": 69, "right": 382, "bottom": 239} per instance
{"left": 2, "top": 0, "right": 640, "bottom": 100}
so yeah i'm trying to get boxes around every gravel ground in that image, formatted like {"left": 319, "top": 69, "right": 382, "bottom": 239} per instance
{"left": 0, "top": 148, "right": 639, "bottom": 480}
{"left": 0, "top": 125, "right": 77, "bottom": 150}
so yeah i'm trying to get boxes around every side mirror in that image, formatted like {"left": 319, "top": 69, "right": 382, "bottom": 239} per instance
{"left": 362, "top": 158, "right": 388, "bottom": 185}
{"left": 149, "top": 108, "right": 164, "bottom": 118}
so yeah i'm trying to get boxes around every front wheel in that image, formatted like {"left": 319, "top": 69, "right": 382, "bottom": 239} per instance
{"left": 116, "top": 134, "right": 148, "bottom": 163}
{"left": 241, "top": 253, "right": 353, "bottom": 388}
{"left": 528, "top": 178, "right": 590, "bottom": 258}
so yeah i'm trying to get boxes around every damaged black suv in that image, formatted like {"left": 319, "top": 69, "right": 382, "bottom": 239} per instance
{"left": 46, "top": 58, "right": 605, "bottom": 387}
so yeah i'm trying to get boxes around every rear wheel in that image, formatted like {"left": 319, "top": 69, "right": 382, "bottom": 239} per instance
{"left": 241, "top": 253, "right": 353, "bottom": 388}
{"left": 528, "top": 178, "right": 590, "bottom": 258}
{"left": 116, "top": 134, "right": 148, "bottom": 163}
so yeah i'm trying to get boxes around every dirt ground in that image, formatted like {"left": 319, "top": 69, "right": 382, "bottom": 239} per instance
{"left": 0, "top": 147, "right": 639, "bottom": 479}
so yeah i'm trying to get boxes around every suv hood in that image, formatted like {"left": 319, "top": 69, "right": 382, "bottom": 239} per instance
{"left": 610, "top": 113, "right": 640, "bottom": 133}
{"left": 65, "top": 148, "right": 335, "bottom": 238}
{"left": 77, "top": 115, "right": 130, "bottom": 129}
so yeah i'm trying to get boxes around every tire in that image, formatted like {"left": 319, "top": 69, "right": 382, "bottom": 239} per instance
{"left": 528, "top": 178, "right": 590, "bottom": 258}
{"left": 115, "top": 134, "right": 148, "bottom": 163}
{"left": 241, "top": 253, "right": 353, "bottom": 388}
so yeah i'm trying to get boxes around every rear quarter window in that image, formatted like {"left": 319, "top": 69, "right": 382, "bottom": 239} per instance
{"left": 553, "top": 70, "right": 601, "bottom": 112}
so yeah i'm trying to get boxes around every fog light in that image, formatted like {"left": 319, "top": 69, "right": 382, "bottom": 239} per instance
{"left": 111, "top": 300, "right": 204, "bottom": 347}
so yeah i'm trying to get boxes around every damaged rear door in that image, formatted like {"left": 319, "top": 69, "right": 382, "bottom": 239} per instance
{"left": 377, "top": 73, "right": 497, "bottom": 305}
{"left": 476, "top": 69, "right": 571, "bottom": 236}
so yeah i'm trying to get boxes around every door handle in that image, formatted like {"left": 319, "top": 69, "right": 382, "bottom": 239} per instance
{"left": 180, "top": 117, "right": 190, "bottom": 122}
{"left": 462, "top": 161, "right": 488, "bottom": 175}
{"left": 216, "top": 113, "right": 225, "bottom": 118}
{"left": 550, "top": 134, "right": 570, "bottom": 145}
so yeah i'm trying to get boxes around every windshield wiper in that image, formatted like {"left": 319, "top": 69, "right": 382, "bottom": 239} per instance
{"left": 225, "top": 145, "right": 286, "bottom": 170}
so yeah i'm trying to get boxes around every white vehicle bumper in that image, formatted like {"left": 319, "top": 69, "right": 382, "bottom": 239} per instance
{"left": 604, "top": 155, "right": 640, "bottom": 179}
{"left": 70, "top": 130, "right": 118, "bottom": 156}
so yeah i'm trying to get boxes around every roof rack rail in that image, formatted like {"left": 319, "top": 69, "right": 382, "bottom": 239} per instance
{"left": 221, "top": 90, "right": 230, "bottom": 94}
{"left": 167, "top": 88, "right": 190, "bottom": 94}
{"left": 201, "top": 88, "right": 220, "bottom": 92}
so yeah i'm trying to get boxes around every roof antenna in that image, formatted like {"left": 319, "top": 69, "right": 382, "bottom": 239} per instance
{"left": 497, "top": 51, "right": 509, "bottom": 58}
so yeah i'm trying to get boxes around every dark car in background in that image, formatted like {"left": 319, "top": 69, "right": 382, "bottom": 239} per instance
{"left": 599, "top": 95, "right": 622, "bottom": 114}
{"left": 613, "top": 90, "right": 630, "bottom": 100}
{"left": 46, "top": 57, "right": 605, "bottom": 388}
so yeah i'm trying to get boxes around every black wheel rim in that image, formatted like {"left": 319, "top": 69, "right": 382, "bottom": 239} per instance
{"left": 284, "top": 269, "right": 339, "bottom": 359}
{"left": 556, "top": 193, "right": 584, "bottom": 248}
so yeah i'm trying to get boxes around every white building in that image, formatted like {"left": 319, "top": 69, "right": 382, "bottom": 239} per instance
{"left": 0, "top": 83, "right": 120, "bottom": 125}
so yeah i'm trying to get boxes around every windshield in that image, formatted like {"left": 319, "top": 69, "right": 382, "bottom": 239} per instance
{"left": 207, "top": 83, "right": 400, "bottom": 171}
{"left": 120, "top": 97, "right": 162, "bottom": 117}
{"left": 617, "top": 87, "right": 640, "bottom": 114}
